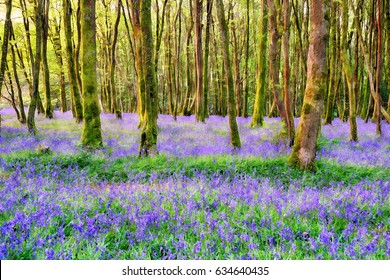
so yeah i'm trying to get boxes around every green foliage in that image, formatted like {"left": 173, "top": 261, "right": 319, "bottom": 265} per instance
{"left": 5, "top": 152, "right": 390, "bottom": 187}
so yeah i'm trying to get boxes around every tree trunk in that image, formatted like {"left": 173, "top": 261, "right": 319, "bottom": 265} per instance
{"left": 324, "top": 0, "right": 337, "bottom": 125}
{"left": 50, "top": 18, "right": 68, "bottom": 113}
{"left": 251, "top": 0, "right": 268, "bottom": 128}
{"left": 267, "top": 0, "right": 287, "bottom": 129}
{"left": 215, "top": 0, "right": 241, "bottom": 149}
{"left": 64, "top": 0, "right": 83, "bottom": 122}
{"left": 194, "top": 0, "right": 205, "bottom": 122}
{"left": 341, "top": 0, "right": 358, "bottom": 141}
{"left": 386, "top": 0, "right": 390, "bottom": 114}
{"left": 0, "top": 0, "right": 12, "bottom": 106}
{"left": 139, "top": 0, "right": 158, "bottom": 156}
{"left": 27, "top": 0, "right": 43, "bottom": 134}
{"left": 283, "top": 0, "right": 295, "bottom": 147}
{"left": 10, "top": 24, "right": 26, "bottom": 124}
{"left": 111, "top": 0, "right": 122, "bottom": 119}
{"left": 374, "top": 0, "right": 382, "bottom": 135}
{"left": 242, "top": 0, "right": 249, "bottom": 118}
{"left": 289, "top": 0, "right": 329, "bottom": 170}
{"left": 42, "top": 0, "right": 53, "bottom": 119}
{"left": 203, "top": 0, "right": 213, "bottom": 118}
{"left": 80, "top": 0, "right": 103, "bottom": 148}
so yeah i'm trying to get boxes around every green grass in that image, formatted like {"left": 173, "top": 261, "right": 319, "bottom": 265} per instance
{"left": 4, "top": 151, "right": 390, "bottom": 187}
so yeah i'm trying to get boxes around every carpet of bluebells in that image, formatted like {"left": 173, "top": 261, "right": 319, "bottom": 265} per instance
{"left": 0, "top": 107, "right": 389, "bottom": 260}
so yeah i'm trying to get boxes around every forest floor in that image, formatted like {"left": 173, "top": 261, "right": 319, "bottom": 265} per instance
{"left": 0, "top": 107, "right": 389, "bottom": 259}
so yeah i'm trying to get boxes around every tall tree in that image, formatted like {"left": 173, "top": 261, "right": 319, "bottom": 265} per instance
{"left": 194, "top": 0, "right": 205, "bottom": 122}
{"left": 251, "top": 0, "right": 268, "bottom": 128}
{"left": 0, "top": 0, "right": 12, "bottom": 99}
{"left": 282, "top": 0, "right": 295, "bottom": 146}
{"left": 267, "top": 0, "right": 288, "bottom": 132}
{"left": 341, "top": 0, "right": 358, "bottom": 141}
{"left": 215, "top": 0, "right": 241, "bottom": 149}
{"left": 129, "top": 0, "right": 158, "bottom": 155}
{"left": 27, "top": 0, "right": 44, "bottom": 134}
{"left": 64, "top": 0, "right": 83, "bottom": 122}
{"left": 203, "top": 0, "right": 213, "bottom": 118}
{"left": 110, "top": 0, "right": 123, "bottom": 119}
{"left": 289, "top": 0, "right": 329, "bottom": 170}
{"left": 41, "top": 0, "right": 53, "bottom": 118}
{"left": 80, "top": 0, "right": 103, "bottom": 147}
{"left": 374, "top": 0, "right": 382, "bottom": 135}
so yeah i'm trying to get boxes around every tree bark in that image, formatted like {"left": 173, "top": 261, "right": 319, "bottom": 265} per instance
{"left": 215, "top": 0, "right": 241, "bottom": 149}
{"left": 282, "top": 0, "right": 295, "bottom": 147}
{"left": 0, "top": 0, "right": 12, "bottom": 103}
{"left": 289, "top": 0, "right": 329, "bottom": 170}
{"left": 194, "top": 0, "right": 205, "bottom": 122}
{"left": 251, "top": 0, "right": 268, "bottom": 128}
{"left": 42, "top": 0, "right": 53, "bottom": 119}
{"left": 80, "top": 0, "right": 103, "bottom": 148}
{"left": 64, "top": 0, "right": 83, "bottom": 122}
{"left": 267, "top": 0, "right": 288, "bottom": 130}
{"left": 139, "top": 0, "right": 158, "bottom": 156}
{"left": 27, "top": 0, "right": 44, "bottom": 134}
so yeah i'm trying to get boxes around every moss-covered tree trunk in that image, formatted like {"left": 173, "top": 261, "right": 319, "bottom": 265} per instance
{"left": 215, "top": 0, "right": 241, "bottom": 149}
{"left": 110, "top": 0, "right": 122, "bottom": 119}
{"left": 268, "top": 0, "right": 288, "bottom": 131}
{"left": 288, "top": 0, "right": 329, "bottom": 170}
{"left": 139, "top": 0, "right": 158, "bottom": 156}
{"left": 0, "top": 0, "right": 12, "bottom": 102}
{"left": 42, "top": 0, "right": 53, "bottom": 119}
{"left": 341, "top": 0, "right": 358, "bottom": 141}
{"left": 181, "top": 11, "right": 194, "bottom": 116}
{"left": 374, "top": 0, "right": 382, "bottom": 135}
{"left": 64, "top": 0, "right": 83, "bottom": 123}
{"left": 386, "top": 0, "right": 390, "bottom": 114}
{"left": 251, "top": 0, "right": 268, "bottom": 128}
{"left": 282, "top": 0, "right": 295, "bottom": 147}
{"left": 50, "top": 18, "right": 68, "bottom": 113}
{"left": 324, "top": 0, "right": 337, "bottom": 125}
{"left": 27, "top": 0, "right": 43, "bottom": 134}
{"left": 130, "top": 0, "right": 145, "bottom": 127}
{"left": 242, "top": 0, "right": 250, "bottom": 118}
{"left": 203, "top": 0, "right": 213, "bottom": 118}
{"left": 194, "top": 0, "right": 205, "bottom": 122}
{"left": 10, "top": 25, "right": 26, "bottom": 124}
{"left": 80, "top": 0, "right": 103, "bottom": 148}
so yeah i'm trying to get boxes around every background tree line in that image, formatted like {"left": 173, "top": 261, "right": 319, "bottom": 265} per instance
{"left": 0, "top": 0, "right": 389, "bottom": 169}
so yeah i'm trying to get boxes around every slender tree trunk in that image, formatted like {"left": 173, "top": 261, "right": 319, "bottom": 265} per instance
{"left": 324, "top": 0, "right": 337, "bottom": 125}
{"left": 111, "top": 0, "right": 122, "bottom": 119}
{"left": 181, "top": 12, "right": 194, "bottom": 116}
{"left": 386, "top": 0, "right": 390, "bottom": 114}
{"left": 0, "top": 0, "right": 12, "bottom": 106}
{"left": 283, "top": 0, "right": 295, "bottom": 147}
{"left": 289, "top": 0, "right": 329, "bottom": 170}
{"left": 139, "top": 0, "right": 158, "bottom": 156}
{"left": 341, "top": 0, "right": 358, "bottom": 141}
{"left": 194, "top": 0, "right": 205, "bottom": 122}
{"left": 64, "top": 0, "right": 83, "bottom": 122}
{"left": 375, "top": 0, "right": 382, "bottom": 135}
{"left": 80, "top": 0, "right": 103, "bottom": 147}
{"left": 42, "top": 0, "right": 53, "bottom": 119}
{"left": 242, "top": 0, "right": 250, "bottom": 118}
{"left": 10, "top": 25, "right": 26, "bottom": 123}
{"left": 251, "top": 0, "right": 268, "bottom": 128}
{"left": 203, "top": 0, "right": 213, "bottom": 118}
{"left": 50, "top": 18, "right": 68, "bottom": 113}
{"left": 268, "top": 0, "right": 287, "bottom": 129}
{"left": 27, "top": 0, "right": 43, "bottom": 134}
{"left": 215, "top": 0, "right": 241, "bottom": 149}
